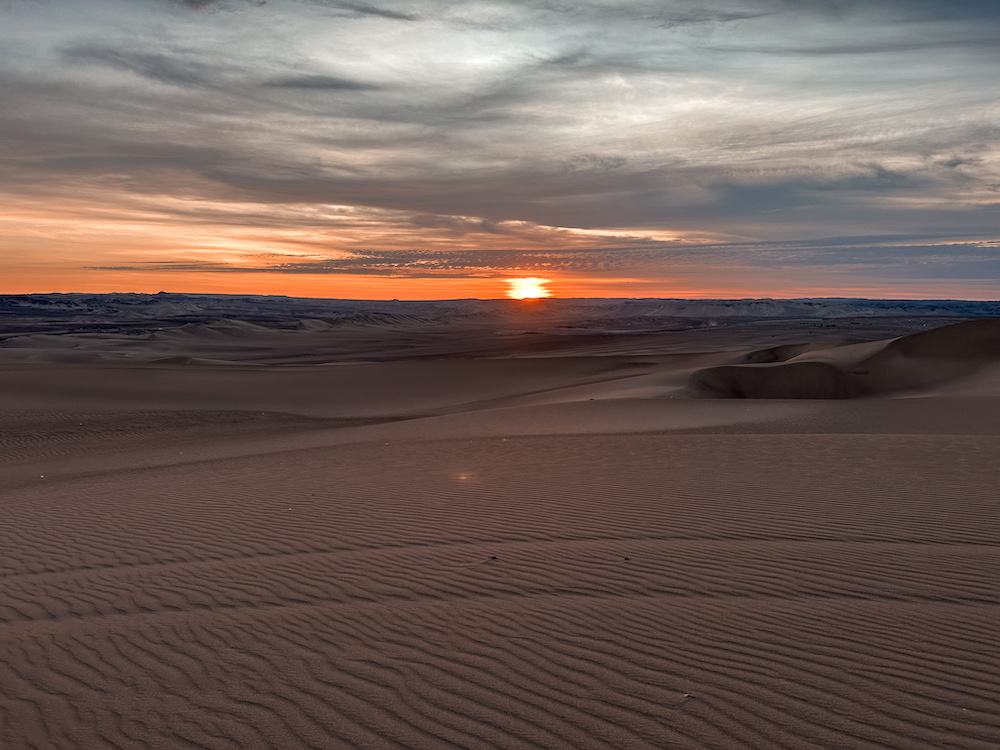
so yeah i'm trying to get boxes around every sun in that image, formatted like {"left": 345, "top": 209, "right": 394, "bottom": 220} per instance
{"left": 505, "top": 277, "right": 552, "bottom": 299}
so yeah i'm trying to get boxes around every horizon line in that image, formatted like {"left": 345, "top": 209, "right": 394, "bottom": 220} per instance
{"left": 4, "top": 291, "right": 999, "bottom": 304}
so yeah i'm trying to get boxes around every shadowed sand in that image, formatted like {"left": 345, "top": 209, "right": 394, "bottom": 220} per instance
{"left": 1, "top": 315, "right": 998, "bottom": 749}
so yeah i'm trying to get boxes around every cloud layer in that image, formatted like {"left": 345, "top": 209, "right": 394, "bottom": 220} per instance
{"left": 1, "top": 0, "right": 998, "bottom": 296}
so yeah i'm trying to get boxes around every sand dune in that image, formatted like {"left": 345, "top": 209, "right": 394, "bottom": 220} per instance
{"left": 1, "top": 313, "right": 998, "bottom": 748}
{"left": 692, "top": 318, "right": 1000, "bottom": 399}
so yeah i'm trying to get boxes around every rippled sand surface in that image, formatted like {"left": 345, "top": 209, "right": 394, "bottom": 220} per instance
{"left": 1, "top": 317, "right": 998, "bottom": 749}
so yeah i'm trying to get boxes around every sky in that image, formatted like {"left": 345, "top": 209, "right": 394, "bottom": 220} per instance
{"left": 1, "top": 0, "right": 998, "bottom": 300}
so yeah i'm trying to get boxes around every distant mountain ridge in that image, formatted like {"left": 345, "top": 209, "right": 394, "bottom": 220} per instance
{"left": 2, "top": 292, "right": 998, "bottom": 365}
{"left": 3, "top": 292, "right": 999, "bottom": 332}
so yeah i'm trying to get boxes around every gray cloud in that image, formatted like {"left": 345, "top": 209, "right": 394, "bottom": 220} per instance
{"left": 168, "top": 0, "right": 222, "bottom": 8}
{"left": 86, "top": 235, "right": 1000, "bottom": 282}
{"left": 165, "top": 0, "right": 267, "bottom": 10}
{"left": 884, "top": 0, "right": 1000, "bottom": 21}
{"left": 771, "top": 0, "right": 1000, "bottom": 20}
{"left": 710, "top": 36, "right": 1000, "bottom": 56}
{"left": 164, "top": 0, "right": 415, "bottom": 20}
{"left": 2, "top": 0, "right": 999, "bottom": 294}
{"left": 304, "top": 1, "right": 418, "bottom": 21}
{"left": 263, "top": 74, "right": 380, "bottom": 90}
{"left": 62, "top": 45, "right": 213, "bottom": 86}
{"left": 161, "top": 0, "right": 1000, "bottom": 24}
{"left": 655, "top": 10, "right": 776, "bottom": 28}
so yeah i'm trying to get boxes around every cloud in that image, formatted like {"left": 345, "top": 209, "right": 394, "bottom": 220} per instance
{"left": 84, "top": 230, "right": 1000, "bottom": 281}
{"left": 168, "top": 0, "right": 222, "bottom": 8}
{"left": 62, "top": 45, "right": 213, "bottom": 86}
{"left": 771, "top": 0, "right": 1000, "bottom": 21}
{"left": 884, "top": 0, "right": 1000, "bottom": 22}
{"left": 263, "top": 74, "right": 380, "bottom": 90}
{"left": 655, "top": 10, "right": 776, "bottom": 28}
{"left": 710, "top": 36, "right": 1000, "bottom": 56}
{"left": 2, "top": 0, "right": 999, "bottom": 296}
{"left": 165, "top": 0, "right": 266, "bottom": 10}
{"left": 164, "top": 0, "right": 417, "bottom": 19}
{"left": 304, "top": 1, "right": 418, "bottom": 21}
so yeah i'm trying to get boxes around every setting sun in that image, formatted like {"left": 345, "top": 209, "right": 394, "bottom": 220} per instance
{"left": 506, "top": 277, "right": 552, "bottom": 299}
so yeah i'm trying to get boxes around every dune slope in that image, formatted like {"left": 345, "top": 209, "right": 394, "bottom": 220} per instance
{"left": 691, "top": 318, "right": 1000, "bottom": 399}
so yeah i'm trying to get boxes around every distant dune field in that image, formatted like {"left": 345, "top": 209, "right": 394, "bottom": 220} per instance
{"left": 1, "top": 299, "right": 998, "bottom": 749}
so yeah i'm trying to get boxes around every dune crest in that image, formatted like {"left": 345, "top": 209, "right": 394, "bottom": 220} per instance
{"left": 692, "top": 318, "right": 1000, "bottom": 399}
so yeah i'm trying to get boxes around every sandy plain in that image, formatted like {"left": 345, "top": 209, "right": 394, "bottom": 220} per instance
{"left": 0, "top": 309, "right": 998, "bottom": 749}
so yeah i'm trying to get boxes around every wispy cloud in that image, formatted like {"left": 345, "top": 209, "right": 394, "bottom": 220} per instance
{"left": 2, "top": 0, "right": 998, "bottom": 296}
{"left": 313, "top": 1, "right": 418, "bottom": 21}
{"left": 262, "top": 74, "right": 380, "bottom": 90}
{"left": 85, "top": 225, "right": 1000, "bottom": 282}
{"left": 165, "top": 0, "right": 267, "bottom": 11}
{"left": 62, "top": 45, "right": 214, "bottom": 86}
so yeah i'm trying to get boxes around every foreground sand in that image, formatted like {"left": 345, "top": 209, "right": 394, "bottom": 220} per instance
{"left": 1, "top": 319, "right": 998, "bottom": 749}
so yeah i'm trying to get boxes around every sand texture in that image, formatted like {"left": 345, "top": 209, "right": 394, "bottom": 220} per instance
{"left": 1, "top": 310, "right": 998, "bottom": 749}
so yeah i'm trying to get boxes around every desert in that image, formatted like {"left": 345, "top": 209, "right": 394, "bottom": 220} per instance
{"left": 0, "top": 294, "right": 997, "bottom": 749}
{"left": 5, "top": 0, "right": 1000, "bottom": 745}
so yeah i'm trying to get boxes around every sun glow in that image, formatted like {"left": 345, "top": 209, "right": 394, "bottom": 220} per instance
{"left": 506, "top": 277, "right": 552, "bottom": 299}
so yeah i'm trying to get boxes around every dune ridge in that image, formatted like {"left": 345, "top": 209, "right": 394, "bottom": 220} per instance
{"left": 691, "top": 318, "right": 1000, "bottom": 398}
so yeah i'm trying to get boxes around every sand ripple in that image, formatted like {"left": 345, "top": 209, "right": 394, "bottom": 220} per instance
{"left": 2, "top": 433, "right": 998, "bottom": 748}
